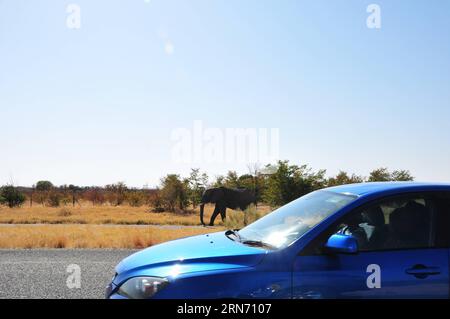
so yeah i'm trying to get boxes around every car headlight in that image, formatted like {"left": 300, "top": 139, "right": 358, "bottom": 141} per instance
{"left": 117, "top": 277, "right": 169, "bottom": 299}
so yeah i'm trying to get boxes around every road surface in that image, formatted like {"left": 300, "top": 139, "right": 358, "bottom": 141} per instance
{"left": 0, "top": 249, "right": 137, "bottom": 299}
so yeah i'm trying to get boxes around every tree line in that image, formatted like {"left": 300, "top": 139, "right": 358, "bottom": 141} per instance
{"left": 0, "top": 161, "right": 413, "bottom": 211}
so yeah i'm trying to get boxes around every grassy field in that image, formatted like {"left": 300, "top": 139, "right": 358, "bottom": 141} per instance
{"left": 0, "top": 205, "right": 201, "bottom": 225}
{"left": 0, "top": 204, "right": 271, "bottom": 227}
{"left": 0, "top": 204, "right": 272, "bottom": 248}
{"left": 0, "top": 224, "right": 223, "bottom": 249}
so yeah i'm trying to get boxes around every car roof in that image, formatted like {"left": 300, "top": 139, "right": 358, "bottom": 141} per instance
{"left": 325, "top": 181, "right": 450, "bottom": 197}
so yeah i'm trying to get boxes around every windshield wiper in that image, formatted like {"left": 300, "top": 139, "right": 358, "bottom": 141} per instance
{"left": 225, "top": 229, "right": 242, "bottom": 242}
{"left": 241, "top": 240, "right": 276, "bottom": 250}
{"left": 226, "top": 230, "right": 276, "bottom": 249}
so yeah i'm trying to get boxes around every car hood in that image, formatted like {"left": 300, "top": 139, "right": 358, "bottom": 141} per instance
{"left": 114, "top": 231, "right": 267, "bottom": 284}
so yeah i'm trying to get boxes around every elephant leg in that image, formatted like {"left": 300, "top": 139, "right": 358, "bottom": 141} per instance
{"left": 199, "top": 203, "right": 206, "bottom": 226}
{"left": 209, "top": 203, "right": 222, "bottom": 226}
{"left": 220, "top": 207, "right": 227, "bottom": 222}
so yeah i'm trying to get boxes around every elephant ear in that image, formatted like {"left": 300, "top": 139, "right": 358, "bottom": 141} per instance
{"left": 201, "top": 188, "right": 210, "bottom": 201}
{"left": 209, "top": 188, "right": 225, "bottom": 203}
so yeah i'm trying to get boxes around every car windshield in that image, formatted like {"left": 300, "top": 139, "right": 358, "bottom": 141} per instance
{"left": 237, "top": 190, "right": 357, "bottom": 249}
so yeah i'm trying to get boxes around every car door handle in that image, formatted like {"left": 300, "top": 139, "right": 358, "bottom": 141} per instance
{"left": 406, "top": 264, "right": 441, "bottom": 279}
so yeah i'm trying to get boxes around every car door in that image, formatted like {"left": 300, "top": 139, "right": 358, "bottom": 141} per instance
{"left": 292, "top": 193, "right": 449, "bottom": 298}
{"left": 434, "top": 192, "right": 450, "bottom": 291}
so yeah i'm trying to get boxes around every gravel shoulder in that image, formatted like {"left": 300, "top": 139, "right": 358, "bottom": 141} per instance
{"left": 0, "top": 249, "right": 138, "bottom": 299}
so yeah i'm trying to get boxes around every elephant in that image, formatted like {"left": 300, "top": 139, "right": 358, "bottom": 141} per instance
{"left": 199, "top": 187, "right": 256, "bottom": 226}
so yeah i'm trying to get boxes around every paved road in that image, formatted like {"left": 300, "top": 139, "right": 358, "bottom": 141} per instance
{"left": 0, "top": 249, "right": 137, "bottom": 299}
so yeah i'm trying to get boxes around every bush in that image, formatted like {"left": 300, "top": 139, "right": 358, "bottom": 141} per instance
{"left": 83, "top": 188, "right": 106, "bottom": 206}
{"left": 105, "top": 182, "right": 127, "bottom": 206}
{"left": 57, "top": 208, "right": 72, "bottom": 217}
{"left": 368, "top": 168, "right": 414, "bottom": 182}
{"left": 160, "top": 175, "right": 189, "bottom": 212}
{"left": 35, "top": 181, "right": 54, "bottom": 192}
{"left": 0, "top": 185, "right": 26, "bottom": 208}
{"left": 327, "top": 171, "right": 364, "bottom": 186}
{"left": 126, "top": 191, "right": 146, "bottom": 207}
{"left": 47, "top": 192, "right": 62, "bottom": 207}
{"left": 224, "top": 205, "right": 265, "bottom": 229}
{"left": 262, "top": 161, "right": 326, "bottom": 207}
{"left": 148, "top": 190, "right": 164, "bottom": 212}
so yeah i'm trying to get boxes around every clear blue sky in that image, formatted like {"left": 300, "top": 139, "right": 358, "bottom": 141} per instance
{"left": 1, "top": 0, "right": 450, "bottom": 187}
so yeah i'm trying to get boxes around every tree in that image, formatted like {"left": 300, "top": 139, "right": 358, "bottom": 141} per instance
{"left": 35, "top": 181, "right": 54, "bottom": 192}
{"left": 391, "top": 170, "right": 414, "bottom": 181}
{"left": 0, "top": 185, "right": 26, "bottom": 208}
{"left": 212, "top": 171, "right": 242, "bottom": 188}
{"left": 327, "top": 171, "right": 364, "bottom": 186}
{"left": 47, "top": 192, "right": 62, "bottom": 207}
{"left": 368, "top": 168, "right": 391, "bottom": 182}
{"left": 160, "top": 174, "right": 189, "bottom": 212}
{"left": 105, "top": 182, "right": 127, "bottom": 206}
{"left": 148, "top": 189, "right": 164, "bottom": 212}
{"left": 21, "top": 186, "right": 35, "bottom": 207}
{"left": 187, "top": 169, "right": 208, "bottom": 208}
{"left": 125, "top": 190, "right": 146, "bottom": 207}
{"left": 223, "top": 171, "right": 240, "bottom": 188}
{"left": 246, "top": 164, "right": 263, "bottom": 204}
{"left": 84, "top": 187, "right": 106, "bottom": 206}
{"left": 213, "top": 175, "right": 225, "bottom": 187}
{"left": 238, "top": 174, "right": 255, "bottom": 189}
{"left": 68, "top": 184, "right": 82, "bottom": 207}
{"left": 201, "top": 172, "right": 209, "bottom": 189}
{"left": 35, "top": 180, "right": 54, "bottom": 206}
{"left": 368, "top": 168, "right": 414, "bottom": 182}
{"left": 262, "top": 160, "right": 326, "bottom": 207}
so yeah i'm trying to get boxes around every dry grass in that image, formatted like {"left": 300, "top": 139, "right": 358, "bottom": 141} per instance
{"left": 0, "top": 204, "right": 272, "bottom": 226}
{"left": 0, "top": 225, "right": 224, "bottom": 249}
{"left": 224, "top": 205, "right": 268, "bottom": 229}
{"left": 0, "top": 204, "right": 272, "bottom": 249}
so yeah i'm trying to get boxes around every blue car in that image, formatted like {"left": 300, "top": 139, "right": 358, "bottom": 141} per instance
{"left": 106, "top": 182, "right": 450, "bottom": 299}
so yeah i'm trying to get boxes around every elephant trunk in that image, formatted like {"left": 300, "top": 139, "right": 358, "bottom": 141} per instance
{"left": 200, "top": 203, "right": 205, "bottom": 226}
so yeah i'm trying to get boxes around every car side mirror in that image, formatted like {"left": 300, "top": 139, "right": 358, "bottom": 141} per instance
{"left": 325, "top": 234, "right": 358, "bottom": 254}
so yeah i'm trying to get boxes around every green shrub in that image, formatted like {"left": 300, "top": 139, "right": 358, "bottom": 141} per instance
{"left": 47, "top": 192, "right": 62, "bottom": 207}
{"left": 0, "top": 185, "right": 26, "bottom": 208}
{"left": 160, "top": 175, "right": 189, "bottom": 212}
{"left": 126, "top": 191, "right": 146, "bottom": 207}
{"left": 149, "top": 190, "right": 164, "bottom": 212}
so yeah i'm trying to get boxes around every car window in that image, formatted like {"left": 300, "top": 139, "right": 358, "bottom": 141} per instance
{"left": 301, "top": 195, "right": 435, "bottom": 255}
{"left": 335, "top": 197, "right": 433, "bottom": 251}
{"left": 434, "top": 194, "right": 450, "bottom": 247}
